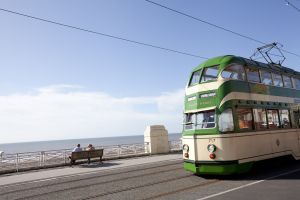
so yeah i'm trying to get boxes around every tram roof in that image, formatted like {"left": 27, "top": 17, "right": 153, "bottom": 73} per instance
{"left": 193, "top": 55, "right": 300, "bottom": 76}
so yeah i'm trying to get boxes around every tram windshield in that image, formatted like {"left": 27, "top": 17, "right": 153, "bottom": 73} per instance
{"left": 184, "top": 110, "right": 215, "bottom": 130}
{"left": 201, "top": 66, "right": 219, "bottom": 82}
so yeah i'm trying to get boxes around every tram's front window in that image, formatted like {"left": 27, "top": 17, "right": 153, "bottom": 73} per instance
{"left": 184, "top": 113, "right": 195, "bottom": 130}
{"left": 184, "top": 110, "right": 215, "bottom": 130}
{"left": 201, "top": 66, "right": 219, "bottom": 82}
{"left": 196, "top": 110, "right": 215, "bottom": 129}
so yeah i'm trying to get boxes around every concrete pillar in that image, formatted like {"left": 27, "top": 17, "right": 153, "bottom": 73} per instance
{"left": 144, "top": 125, "right": 169, "bottom": 154}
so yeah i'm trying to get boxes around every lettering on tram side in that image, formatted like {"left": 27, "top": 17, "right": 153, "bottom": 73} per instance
{"left": 209, "top": 138, "right": 216, "bottom": 143}
{"left": 199, "top": 101, "right": 211, "bottom": 105}
{"left": 250, "top": 84, "right": 268, "bottom": 94}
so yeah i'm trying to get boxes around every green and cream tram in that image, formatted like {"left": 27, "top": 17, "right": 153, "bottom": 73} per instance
{"left": 182, "top": 55, "right": 300, "bottom": 175}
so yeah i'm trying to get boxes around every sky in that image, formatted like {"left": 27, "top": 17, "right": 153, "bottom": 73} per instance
{"left": 0, "top": 0, "right": 300, "bottom": 143}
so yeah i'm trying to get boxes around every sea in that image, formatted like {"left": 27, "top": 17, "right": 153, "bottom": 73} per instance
{"left": 0, "top": 133, "right": 181, "bottom": 154}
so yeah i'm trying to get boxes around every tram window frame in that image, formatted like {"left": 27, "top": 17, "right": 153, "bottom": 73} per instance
{"left": 184, "top": 113, "right": 195, "bottom": 130}
{"left": 272, "top": 73, "right": 283, "bottom": 87}
{"left": 260, "top": 70, "right": 273, "bottom": 85}
{"left": 221, "top": 64, "right": 245, "bottom": 81}
{"left": 218, "top": 108, "right": 234, "bottom": 132}
{"left": 195, "top": 110, "right": 216, "bottom": 129}
{"left": 293, "top": 77, "right": 300, "bottom": 90}
{"left": 279, "top": 109, "right": 291, "bottom": 128}
{"left": 188, "top": 70, "right": 202, "bottom": 87}
{"left": 267, "top": 109, "right": 280, "bottom": 129}
{"left": 201, "top": 66, "right": 219, "bottom": 83}
{"left": 236, "top": 108, "right": 254, "bottom": 131}
{"left": 282, "top": 75, "right": 293, "bottom": 88}
{"left": 253, "top": 108, "right": 268, "bottom": 130}
{"left": 246, "top": 67, "right": 261, "bottom": 83}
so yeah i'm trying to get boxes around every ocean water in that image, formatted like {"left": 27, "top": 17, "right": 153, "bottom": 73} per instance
{"left": 0, "top": 133, "right": 181, "bottom": 154}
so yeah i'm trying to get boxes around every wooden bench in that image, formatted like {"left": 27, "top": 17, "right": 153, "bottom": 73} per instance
{"left": 70, "top": 149, "right": 103, "bottom": 165}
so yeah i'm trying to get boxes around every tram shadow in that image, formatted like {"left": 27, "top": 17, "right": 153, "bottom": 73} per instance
{"left": 200, "top": 156, "right": 300, "bottom": 181}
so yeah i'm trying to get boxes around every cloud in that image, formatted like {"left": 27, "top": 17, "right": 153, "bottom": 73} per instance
{"left": 0, "top": 85, "right": 184, "bottom": 143}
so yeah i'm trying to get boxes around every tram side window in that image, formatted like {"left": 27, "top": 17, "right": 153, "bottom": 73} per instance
{"left": 283, "top": 75, "right": 293, "bottom": 88}
{"left": 218, "top": 109, "right": 234, "bottom": 132}
{"left": 253, "top": 108, "right": 267, "bottom": 130}
{"left": 246, "top": 68, "right": 260, "bottom": 83}
{"left": 189, "top": 70, "right": 201, "bottom": 86}
{"left": 279, "top": 110, "right": 291, "bottom": 128}
{"left": 273, "top": 73, "right": 283, "bottom": 87}
{"left": 260, "top": 70, "right": 273, "bottom": 85}
{"left": 221, "top": 64, "right": 245, "bottom": 80}
{"left": 293, "top": 78, "right": 300, "bottom": 90}
{"left": 201, "top": 66, "right": 219, "bottom": 82}
{"left": 267, "top": 109, "right": 280, "bottom": 129}
{"left": 184, "top": 113, "right": 195, "bottom": 130}
{"left": 237, "top": 108, "right": 253, "bottom": 130}
{"left": 196, "top": 110, "right": 215, "bottom": 129}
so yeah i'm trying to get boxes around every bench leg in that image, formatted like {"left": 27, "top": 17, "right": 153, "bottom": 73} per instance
{"left": 88, "top": 158, "right": 91, "bottom": 164}
{"left": 69, "top": 156, "right": 76, "bottom": 165}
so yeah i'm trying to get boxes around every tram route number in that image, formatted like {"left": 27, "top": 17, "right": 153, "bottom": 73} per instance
{"left": 208, "top": 138, "right": 216, "bottom": 143}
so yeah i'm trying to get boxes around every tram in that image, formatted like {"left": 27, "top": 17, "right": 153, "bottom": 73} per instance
{"left": 182, "top": 55, "right": 300, "bottom": 175}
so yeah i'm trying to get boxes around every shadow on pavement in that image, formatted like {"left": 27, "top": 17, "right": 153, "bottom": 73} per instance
{"left": 79, "top": 162, "right": 120, "bottom": 168}
{"left": 199, "top": 156, "right": 300, "bottom": 181}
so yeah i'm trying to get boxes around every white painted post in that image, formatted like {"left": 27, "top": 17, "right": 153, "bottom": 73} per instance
{"left": 144, "top": 125, "right": 169, "bottom": 154}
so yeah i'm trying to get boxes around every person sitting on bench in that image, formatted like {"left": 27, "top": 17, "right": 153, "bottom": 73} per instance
{"left": 69, "top": 144, "right": 82, "bottom": 164}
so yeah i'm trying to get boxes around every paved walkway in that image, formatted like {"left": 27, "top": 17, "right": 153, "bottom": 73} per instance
{"left": 0, "top": 154, "right": 182, "bottom": 186}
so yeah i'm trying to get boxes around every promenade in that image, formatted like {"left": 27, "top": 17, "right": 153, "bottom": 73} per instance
{"left": 0, "top": 154, "right": 181, "bottom": 186}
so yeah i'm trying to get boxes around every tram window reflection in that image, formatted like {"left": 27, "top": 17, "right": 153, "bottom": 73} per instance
{"left": 221, "top": 64, "right": 245, "bottom": 80}
{"left": 218, "top": 109, "right": 234, "bottom": 132}
{"left": 246, "top": 68, "right": 260, "bottom": 83}
{"left": 260, "top": 70, "right": 273, "bottom": 85}
{"left": 201, "top": 66, "right": 219, "bottom": 82}
{"left": 279, "top": 110, "right": 291, "bottom": 128}
{"left": 267, "top": 109, "right": 280, "bottom": 129}
{"left": 253, "top": 108, "right": 267, "bottom": 130}
{"left": 237, "top": 108, "right": 253, "bottom": 130}
{"left": 189, "top": 70, "right": 201, "bottom": 86}
{"left": 273, "top": 73, "right": 283, "bottom": 87}
{"left": 293, "top": 78, "right": 300, "bottom": 90}
{"left": 283, "top": 75, "right": 293, "bottom": 88}
{"left": 196, "top": 110, "right": 215, "bottom": 129}
{"left": 184, "top": 113, "right": 195, "bottom": 130}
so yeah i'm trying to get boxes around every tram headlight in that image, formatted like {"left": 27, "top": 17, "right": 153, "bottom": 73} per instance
{"left": 183, "top": 144, "right": 189, "bottom": 158}
{"left": 183, "top": 144, "right": 189, "bottom": 152}
{"left": 207, "top": 144, "right": 216, "bottom": 153}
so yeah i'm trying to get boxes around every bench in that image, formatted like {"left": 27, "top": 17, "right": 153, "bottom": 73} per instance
{"left": 70, "top": 149, "right": 103, "bottom": 165}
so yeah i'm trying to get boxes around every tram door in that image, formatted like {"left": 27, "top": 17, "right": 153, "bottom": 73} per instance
{"left": 293, "top": 111, "right": 300, "bottom": 128}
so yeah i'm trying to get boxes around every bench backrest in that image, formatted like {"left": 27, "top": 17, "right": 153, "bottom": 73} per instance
{"left": 71, "top": 149, "right": 103, "bottom": 160}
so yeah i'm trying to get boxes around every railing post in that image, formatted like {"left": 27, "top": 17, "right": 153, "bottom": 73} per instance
{"left": 40, "top": 151, "right": 45, "bottom": 167}
{"left": 118, "top": 145, "right": 121, "bottom": 157}
{"left": 64, "top": 151, "right": 67, "bottom": 164}
{"left": 134, "top": 145, "right": 137, "bottom": 155}
{"left": 16, "top": 153, "right": 19, "bottom": 173}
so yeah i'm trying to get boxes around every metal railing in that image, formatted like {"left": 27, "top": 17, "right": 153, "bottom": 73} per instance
{"left": 0, "top": 140, "right": 182, "bottom": 174}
